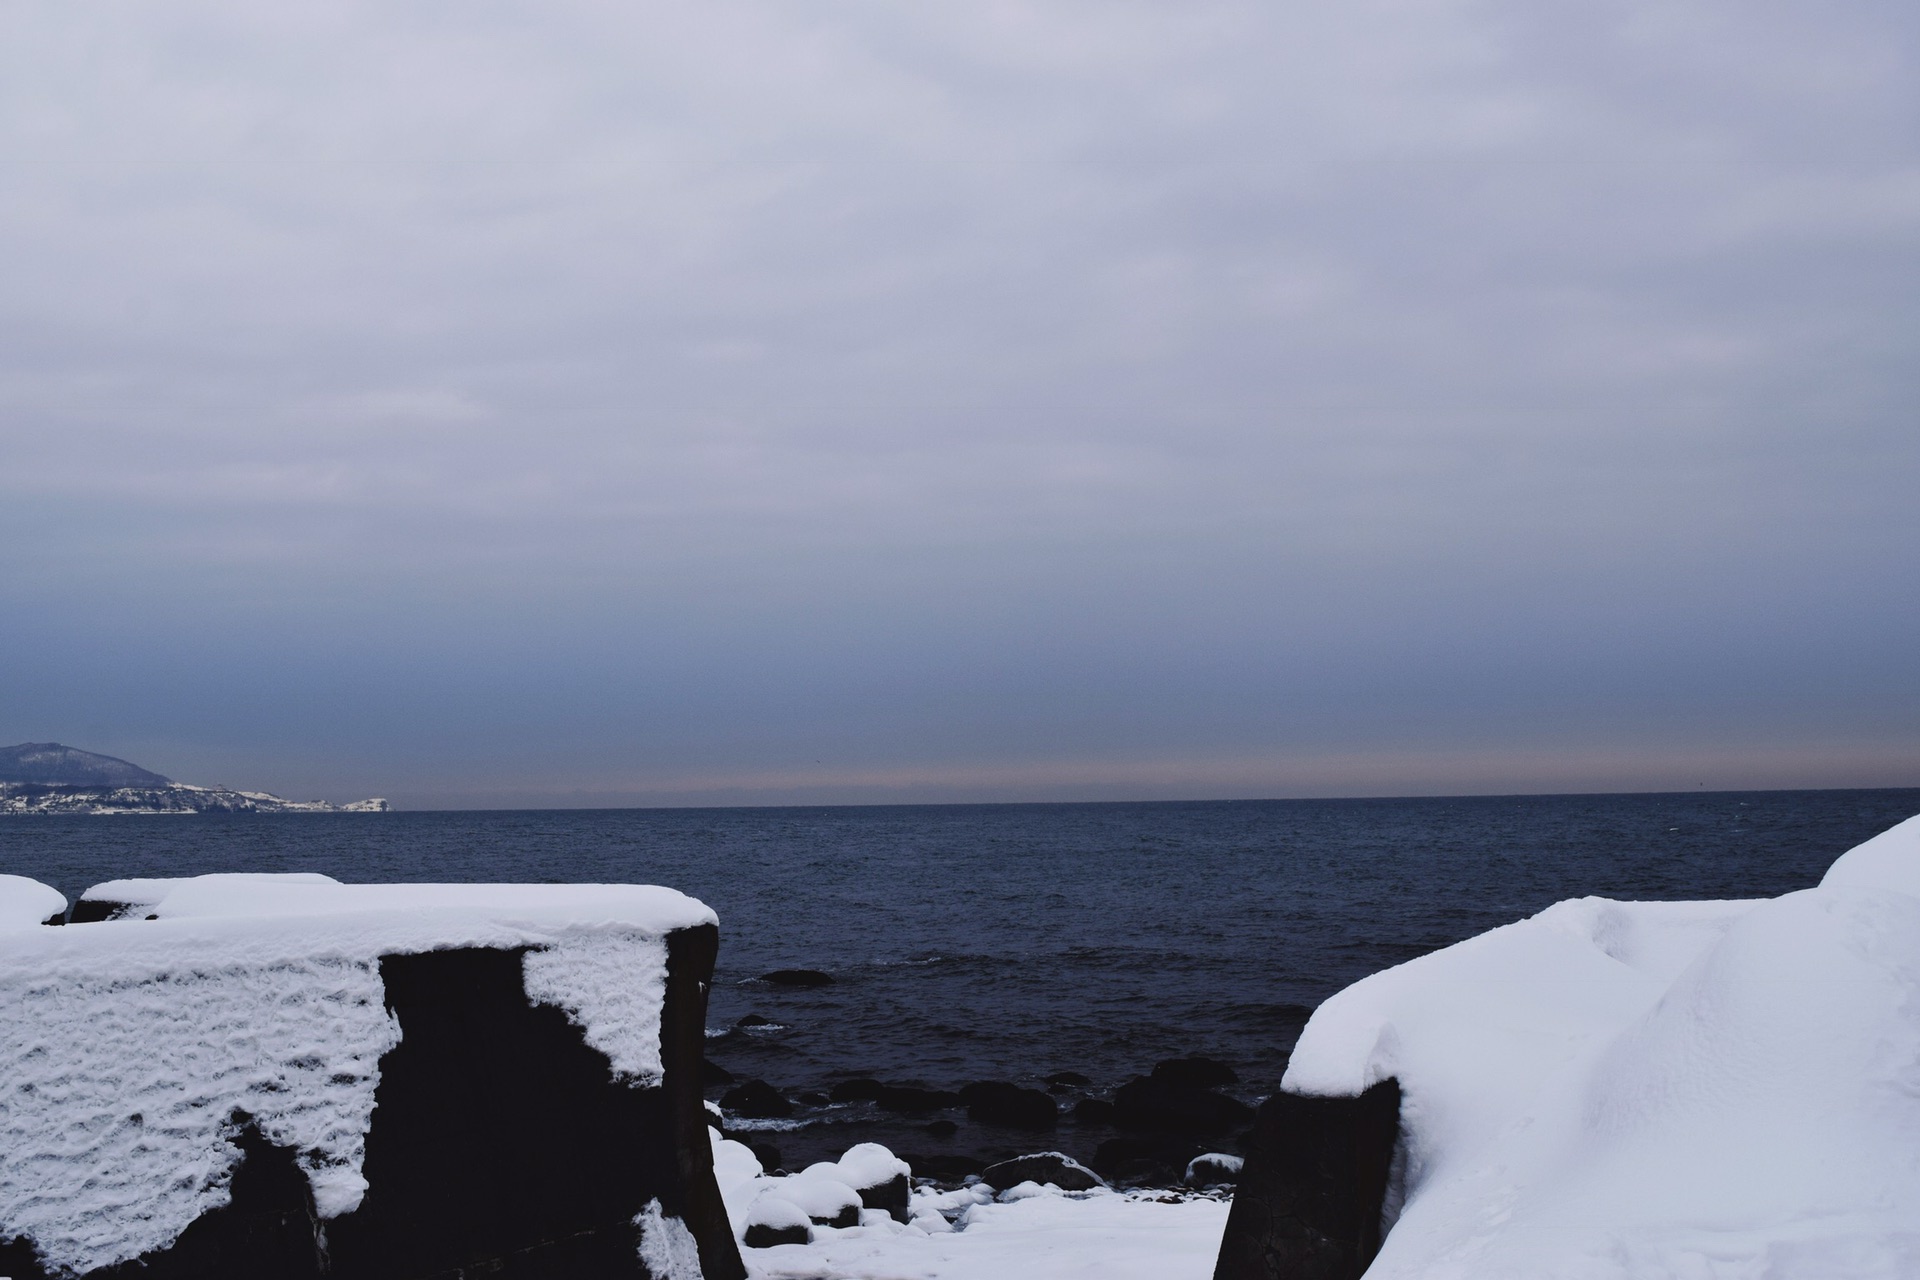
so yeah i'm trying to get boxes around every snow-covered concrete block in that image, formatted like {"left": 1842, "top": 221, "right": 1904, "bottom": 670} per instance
{"left": 0, "top": 874, "right": 744, "bottom": 1280}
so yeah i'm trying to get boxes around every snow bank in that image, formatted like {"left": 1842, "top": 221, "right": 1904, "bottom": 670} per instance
{"left": 0, "top": 874, "right": 715, "bottom": 1276}
{"left": 0, "top": 875, "right": 64, "bottom": 930}
{"left": 1281, "top": 813, "right": 1920, "bottom": 1279}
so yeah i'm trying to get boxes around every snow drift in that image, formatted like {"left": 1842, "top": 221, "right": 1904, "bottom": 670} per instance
{"left": 1256, "top": 811, "right": 1920, "bottom": 1279}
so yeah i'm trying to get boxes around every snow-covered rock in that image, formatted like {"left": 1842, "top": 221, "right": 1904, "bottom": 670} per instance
{"left": 0, "top": 875, "right": 65, "bottom": 930}
{"left": 0, "top": 874, "right": 739, "bottom": 1280}
{"left": 1254, "top": 812, "right": 1920, "bottom": 1280}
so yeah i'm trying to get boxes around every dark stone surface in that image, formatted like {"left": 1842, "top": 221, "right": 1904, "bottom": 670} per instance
{"left": 981, "top": 1153, "right": 1104, "bottom": 1192}
{"left": 1072, "top": 1097, "right": 1117, "bottom": 1125}
{"left": 898, "top": 1153, "right": 986, "bottom": 1180}
{"left": 1212, "top": 1080, "right": 1402, "bottom": 1280}
{"left": 1046, "top": 1071, "right": 1092, "bottom": 1087}
{"left": 961, "top": 1081, "right": 1058, "bottom": 1130}
{"left": 759, "top": 968, "right": 835, "bottom": 987}
{"left": 874, "top": 1084, "right": 963, "bottom": 1114}
{"left": 721, "top": 1079, "right": 795, "bottom": 1119}
{"left": 747, "top": 1141, "right": 784, "bottom": 1173}
{"left": 743, "top": 1222, "right": 810, "bottom": 1248}
{"left": 1151, "top": 1056, "right": 1240, "bottom": 1089}
{"left": 703, "top": 1058, "right": 736, "bottom": 1085}
{"left": 1, "top": 926, "right": 745, "bottom": 1280}
{"left": 1112, "top": 1076, "right": 1254, "bottom": 1136}
{"left": 853, "top": 1172, "right": 912, "bottom": 1223}
{"left": 830, "top": 1077, "right": 885, "bottom": 1102}
{"left": 1185, "top": 1153, "right": 1244, "bottom": 1187}
{"left": 1093, "top": 1134, "right": 1205, "bottom": 1186}
{"left": 922, "top": 1119, "right": 958, "bottom": 1137}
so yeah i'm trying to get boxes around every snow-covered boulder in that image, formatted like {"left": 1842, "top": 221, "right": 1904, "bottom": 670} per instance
{"left": 0, "top": 874, "right": 744, "bottom": 1280}
{"left": 0, "top": 875, "right": 65, "bottom": 930}
{"left": 1216, "top": 812, "right": 1920, "bottom": 1280}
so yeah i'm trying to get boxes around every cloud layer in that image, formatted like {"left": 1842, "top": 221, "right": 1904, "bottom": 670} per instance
{"left": 3, "top": 0, "right": 1916, "bottom": 805}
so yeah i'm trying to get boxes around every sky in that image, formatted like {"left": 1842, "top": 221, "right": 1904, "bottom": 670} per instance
{"left": 2, "top": 0, "right": 1916, "bottom": 809}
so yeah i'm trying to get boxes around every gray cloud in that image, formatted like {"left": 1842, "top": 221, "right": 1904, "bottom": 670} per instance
{"left": 1, "top": 0, "right": 1915, "bottom": 805}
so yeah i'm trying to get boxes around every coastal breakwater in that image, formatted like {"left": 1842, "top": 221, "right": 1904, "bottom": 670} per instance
{"left": 0, "top": 876, "right": 741, "bottom": 1280}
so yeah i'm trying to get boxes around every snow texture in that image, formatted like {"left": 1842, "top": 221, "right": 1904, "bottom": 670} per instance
{"left": 1283, "top": 812, "right": 1920, "bottom": 1279}
{"left": 635, "top": 1198, "right": 706, "bottom": 1280}
{"left": 0, "top": 874, "right": 715, "bottom": 1276}
{"left": 797, "top": 1142, "right": 910, "bottom": 1192}
{"left": 0, "top": 876, "right": 65, "bottom": 931}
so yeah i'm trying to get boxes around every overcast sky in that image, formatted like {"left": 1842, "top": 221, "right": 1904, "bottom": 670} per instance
{"left": 2, "top": 0, "right": 1915, "bottom": 808}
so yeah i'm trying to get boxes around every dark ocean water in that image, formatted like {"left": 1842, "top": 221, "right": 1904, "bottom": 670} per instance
{"left": 5, "top": 789, "right": 1915, "bottom": 1171}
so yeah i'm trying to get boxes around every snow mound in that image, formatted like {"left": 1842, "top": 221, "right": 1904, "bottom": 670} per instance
{"left": 1821, "top": 811, "right": 1920, "bottom": 897}
{"left": 1284, "top": 812, "right": 1920, "bottom": 1279}
{"left": 0, "top": 875, "right": 64, "bottom": 931}
{"left": 0, "top": 875, "right": 715, "bottom": 1276}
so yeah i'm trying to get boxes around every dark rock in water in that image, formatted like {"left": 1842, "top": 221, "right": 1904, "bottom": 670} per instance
{"left": 744, "top": 1221, "right": 809, "bottom": 1248}
{"left": 735, "top": 1013, "right": 776, "bottom": 1028}
{"left": 796, "top": 1091, "right": 829, "bottom": 1107}
{"left": 1072, "top": 1097, "right": 1117, "bottom": 1126}
{"left": 748, "top": 1142, "right": 783, "bottom": 1173}
{"left": 874, "top": 1085, "right": 962, "bottom": 1114}
{"left": 759, "top": 969, "right": 835, "bottom": 987}
{"left": 961, "top": 1081, "right": 1058, "bottom": 1130}
{"left": 1047, "top": 1071, "right": 1092, "bottom": 1087}
{"left": 981, "top": 1152, "right": 1104, "bottom": 1192}
{"left": 1112, "top": 1076, "right": 1253, "bottom": 1135}
{"left": 899, "top": 1153, "right": 986, "bottom": 1181}
{"left": 703, "top": 1059, "right": 736, "bottom": 1085}
{"left": 1211, "top": 1079, "right": 1401, "bottom": 1280}
{"left": 721, "top": 1079, "right": 793, "bottom": 1119}
{"left": 1152, "top": 1056, "right": 1239, "bottom": 1089}
{"left": 829, "top": 1078, "right": 885, "bottom": 1103}
{"left": 922, "top": 1119, "right": 958, "bottom": 1137}
{"left": 1093, "top": 1134, "right": 1203, "bottom": 1187}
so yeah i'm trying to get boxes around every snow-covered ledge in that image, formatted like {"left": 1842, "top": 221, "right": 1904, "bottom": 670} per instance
{"left": 0, "top": 874, "right": 743, "bottom": 1280}
{"left": 1217, "top": 812, "right": 1920, "bottom": 1280}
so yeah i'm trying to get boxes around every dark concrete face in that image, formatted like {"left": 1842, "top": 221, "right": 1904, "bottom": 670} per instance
{"left": 1212, "top": 1080, "right": 1402, "bottom": 1280}
{"left": 0, "top": 925, "right": 744, "bottom": 1280}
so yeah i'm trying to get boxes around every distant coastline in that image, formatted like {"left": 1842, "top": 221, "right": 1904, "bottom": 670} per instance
{"left": 0, "top": 743, "right": 388, "bottom": 815}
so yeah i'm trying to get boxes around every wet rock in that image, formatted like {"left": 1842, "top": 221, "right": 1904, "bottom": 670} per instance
{"left": 735, "top": 1014, "right": 776, "bottom": 1028}
{"left": 747, "top": 1141, "right": 783, "bottom": 1173}
{"left": 1093, "top": 1134, "right": 1203, "bottom": 1187}
{"left": 759, "top": 969, "right": 835, "bottom": 987}
{"left": 1072, "top": 1097, "right": 1117, "bottom": 1126}
{"left": 702, "top": 1059, "right": 736, "bottom": 1085}
{"left": 873, "top": 1085, "right": 962, "bottom": 1114}
{"left": 1046, "top": 1071, "right": 1092, "bottom": 1087}
{"left": 796, "top": 1092, "right": 829, "bottom": 1107}
{"left": 1112, "top": 1076, "right": 1253, "bottom": 1136}
{"left": 981, "top": 1152, "right": 1105, "bottom": 1192}
{"left": 1151, "top": 1056, "right": 1239, "bottom": 1089}
{"left": 720, "top": 1079, "right": 793, "bottom": 1119}
{"left": 829, "top": 1078, "right": 885, "bottom": 1103}
{"left": 960, "top": 1081, "right": 1058, "bottom": 1130}
{"left": 922, "top": 1119, "right": 958, "bottom": 1137}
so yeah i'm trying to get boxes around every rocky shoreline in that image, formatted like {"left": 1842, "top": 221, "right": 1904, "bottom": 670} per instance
{"left": 706, "top": 1042, "right": 1259, "bottom": 1192}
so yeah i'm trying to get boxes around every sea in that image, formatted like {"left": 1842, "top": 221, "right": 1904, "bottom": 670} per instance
{"left": 6, "top": 788, "right": 1916, "bottom": 1170}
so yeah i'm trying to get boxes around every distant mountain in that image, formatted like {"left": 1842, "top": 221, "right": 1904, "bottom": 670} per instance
{"left": 0, "top": 742, "right": 173, "bottom": 788}
{"left": 0, "top": 743, "right": 389, "bottom": 815}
